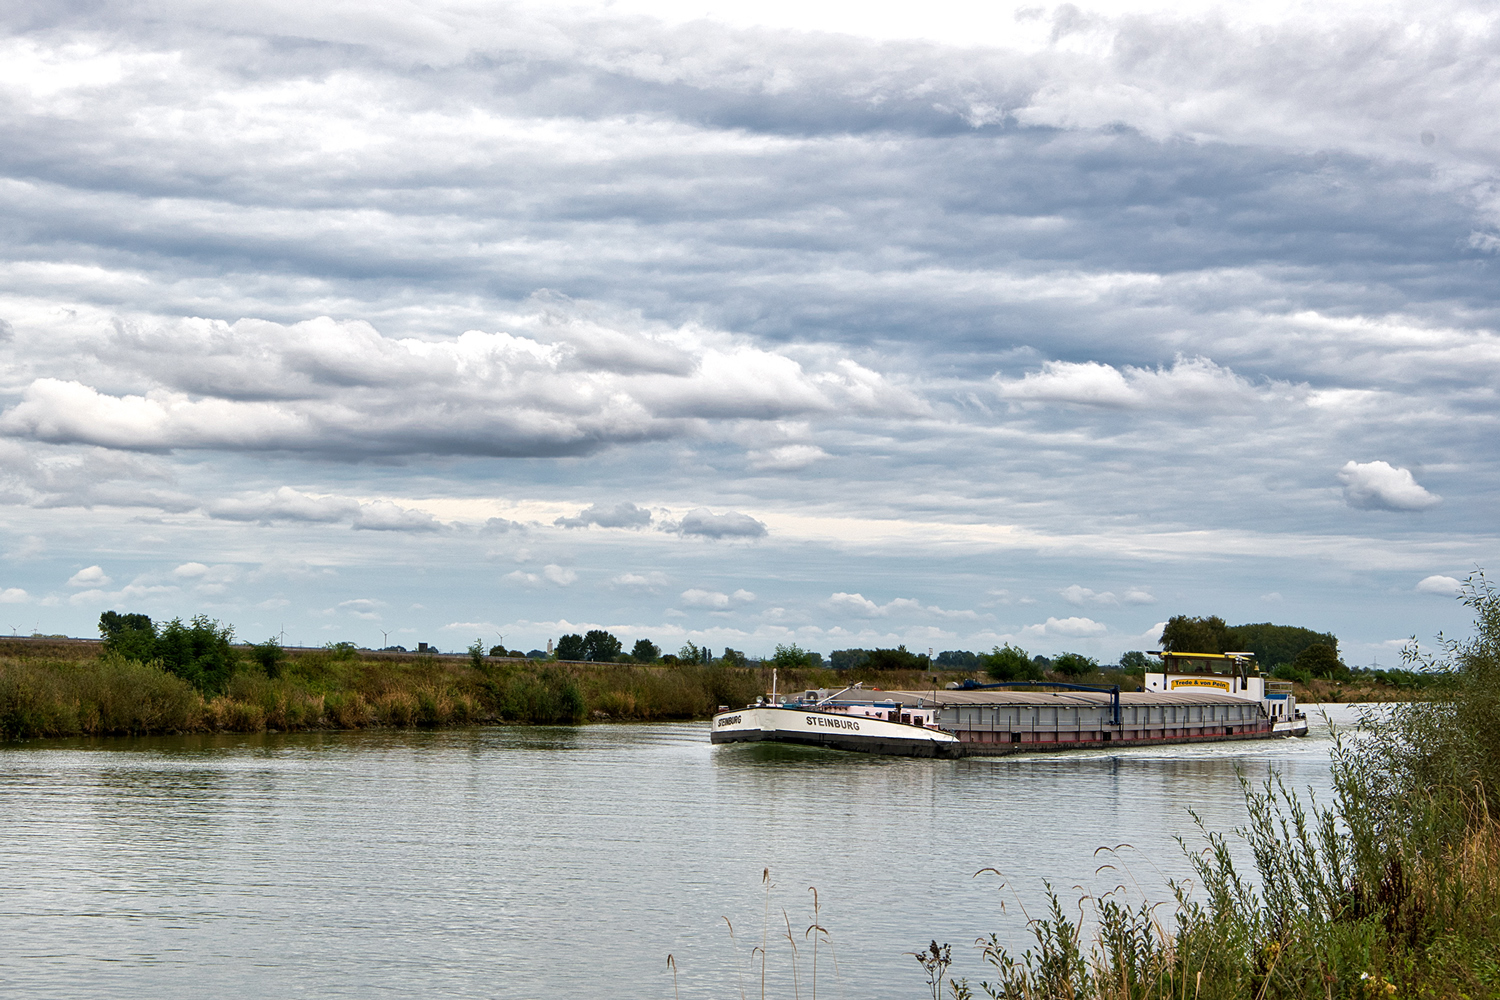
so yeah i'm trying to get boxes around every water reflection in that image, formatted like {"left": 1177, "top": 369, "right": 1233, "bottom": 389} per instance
{"left": 0, "top": 705, "right": 1367, "bottom": 999}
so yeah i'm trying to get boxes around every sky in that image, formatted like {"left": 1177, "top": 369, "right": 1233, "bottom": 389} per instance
{"left": 0, "top": 0, "right": 1495, "bottom": 662}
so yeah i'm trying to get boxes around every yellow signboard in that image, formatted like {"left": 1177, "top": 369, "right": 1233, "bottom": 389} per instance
{"left": 1171, "top": 677, "right": 1231, "bottom": 692}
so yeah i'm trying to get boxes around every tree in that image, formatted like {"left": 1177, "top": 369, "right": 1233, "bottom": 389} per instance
{"left": 1294, "top": 642, "right": 1349, "bottom": 681}
{"left": 830, "top": 648, "right": 870, "bottom": 671}
{"left": 555, "top": 633, "right": 586, "bottom": 660}
{"left": 721, "top": 647, "right": 747, "bottom": 667}
{"left": 936, "top": 650, "right": 978, "bottom": 669}
{"left": 679, "top": 641, "right": 710, "bottom": 664}
{"left": 772, "top": 642, "right": 816, "bottom": 669}
{"left": 1119, "top": 650, "right": 1150, "bottom": 672}
{"left": 1053, "top": 652, "right": 1098, "bottom": 677}
{"left": 865, "top": 646, "right": 927, "bottom": 671}
{"left": 1224, "top": 622, "right": 1339, "bottom": 670}
{"left": 982, "top": 644, "right": 1040, "bottom": 681}
{"left": 154, "top": 615, "right": 238, "bottom": 694}
{"left": 1159, "top": 615, "right": 1231, "bottom": 654}
{"left": 98, "top": 611, "right": 156, "bottom": 661}
{"left": 488, "top": 644, "right": 510, "bottom": 657}
{"left": 582, "top": 630, "right": 622, "bottom": 662}
{"left": 631, "top": 638, "right": 660, "bottom": 662}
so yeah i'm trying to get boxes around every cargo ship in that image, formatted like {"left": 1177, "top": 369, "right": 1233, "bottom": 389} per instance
{"left": 710, "top": 651, "right": 1306, "bottom": 757}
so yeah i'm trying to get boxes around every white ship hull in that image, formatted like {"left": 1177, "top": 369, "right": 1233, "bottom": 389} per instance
{"left": 711, "top": 706, "right": 962, "bottom": 758}
{"left": 1273, "top": 715, "right": 1309, "bottom": 737}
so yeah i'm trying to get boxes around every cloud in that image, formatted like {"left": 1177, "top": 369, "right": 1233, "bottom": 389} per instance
{"left": 207, "top": 487, "right": 357, "bottom": 524}
{"left": 0, "top": 588, "right": 29, "bottom": 603}
{"left": 1061, "top": 585, "right": 1117, "bottom": 606}
{"left": 825, "top": 592, "right": 977, "bottom": 620}
{"left": 1022, "top": 616, "right": 1109, "bottom": 638}
{"left": 611, "top": 571, "right": 669, "bottom": 591}
{"left": 671, "top": 508, "right": 768, "bottom": 539}
{"left": 1416, "top": 575, "right": 1463, "bottom": 596}
{"left": 207, "top": 487, "right": 439, "bottom": 531}
{"left": 505, "top": 564, "right": 577, "bottom": 588}
{"left": 1338, "top": 461, "right": 1441, "bottom": 512}
{"left": 351, "top": 501, "right": 440, "bottom": 532}
{"left": 995, "top": 357, "right": 1269, "bottom": 411}
{"left": 746, "top": 444, "right": 829, "bottom": 471}
{"left": 555, "top": 502, "right": 652, "bottom": 529}
{"left": 67, "top": 565, "right": 110, "bottom": 588}
{"left": 0, "top": 318, "right": 916, "bottom": 460}
{"left": 1121, "top": 589, "right": 1156, "bottom": 605}
{"left": 680, "top": 588, "right": 756, "bottom": 609}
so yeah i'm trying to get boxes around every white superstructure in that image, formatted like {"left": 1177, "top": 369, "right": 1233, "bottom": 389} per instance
{"left": 1144, "top": 651, "right": 1307, "bottom": 736}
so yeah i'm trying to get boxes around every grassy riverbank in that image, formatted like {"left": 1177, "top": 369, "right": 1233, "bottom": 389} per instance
{"left": 0, "top": 640, "right": 770, "bottom": 738}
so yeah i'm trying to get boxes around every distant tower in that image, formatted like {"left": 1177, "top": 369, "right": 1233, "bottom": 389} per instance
{"left": 547, "top": 639, "right": 554, "bottom": 655}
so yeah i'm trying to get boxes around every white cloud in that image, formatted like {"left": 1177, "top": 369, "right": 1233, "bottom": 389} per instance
{"left": 681, "top": 588, "right": 731, "bottom": 609}
{"left": 1338, "top": 461, "right": 1441, "bottom": 512}
{"left": 67, "top": 565, "right": 110, "bottom": 588}
{"left": 509, "top": 564, "right": 578, "bottom": 588}
{"left": 995, "top": 356, "right": 1268, "bottom": 411}
{"left": 0, "top": 317, "right": 917, "bottom": 460}
{"left": 611, "top": 571, "right": 669, "bottom": 591}
{"left": 1022, "top": 616, "right": 1109, "bottom": 638}
{"left": 544, "top": 565, "right": 577, "bottom": 586}
{"left": 1121, "top": 589, "right": 1156, "bottom": 605}
{"left": 825, "top": 592, "right": 977, "bottom": 620}
{"left": 352, "top": 500, "right": 441, "bottom": 532}
{"left": 0, "top": 588, "right": 29, "bottom": 603}
{"left": 1416, "top": 574, "right": 1463, "bottom": 596}
{"left": 680, "top": 587, "right": 756, "bottom": 609}
{"left": 1061, "top": 585, "right": 1117, "bottom": 606}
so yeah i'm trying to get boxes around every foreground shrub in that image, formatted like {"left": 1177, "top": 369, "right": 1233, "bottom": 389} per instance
{"left": 953, "top": 576, "right": 1500, "bottom": 1000}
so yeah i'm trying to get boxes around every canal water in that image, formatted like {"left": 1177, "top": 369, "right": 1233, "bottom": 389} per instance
{"left": 0, "top": 706, "right": 1364, "bottom": 999}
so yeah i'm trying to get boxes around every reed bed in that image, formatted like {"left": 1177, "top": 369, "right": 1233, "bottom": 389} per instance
{"left": 0, "top": 643, "right": 768, "bottom": 737}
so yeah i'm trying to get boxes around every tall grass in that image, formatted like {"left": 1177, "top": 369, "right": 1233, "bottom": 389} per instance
{"left": 952, "top": 575, "right": 1500, "bottom": 1000}
{"left": 0, "top": 643, "right": 764, "bottom": 737}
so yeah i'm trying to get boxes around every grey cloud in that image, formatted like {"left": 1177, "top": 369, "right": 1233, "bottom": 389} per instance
{"left": 0, "top": 318, "right": 12, "bottom": 341}
{"left": 555, "top": 502, "right": 653, "bottom": 529}
{"left": 671, "top": 508, "right": 767, "bottom": 539}
{"left": 206, "top": 487, "right": 440, "bottom": 530}
{"left": 0, "top": 317, "right": 914, "bottom": 458}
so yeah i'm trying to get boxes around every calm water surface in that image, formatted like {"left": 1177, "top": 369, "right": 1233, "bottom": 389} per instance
{"left": 0, "top": 706, "right": 1366, "bottom": 998}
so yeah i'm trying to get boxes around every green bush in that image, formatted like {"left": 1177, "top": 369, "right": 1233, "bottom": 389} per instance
{"left": 98, "top": 610, "right": 157, "bottom": 661}
{"left": 1052, "top": 651, "right": 1098, "bottom": 677}
{"left": 155, "top": 616, "right": 239, "bottom": 695}
{"left": 981, "top": 644, "right": 1041, "bottom": 681}
{"left": 250, "top": 638, "right": 286, "bottom": 678}
{"left": 498, "top": 669, "right": 586, "bottom": 724}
